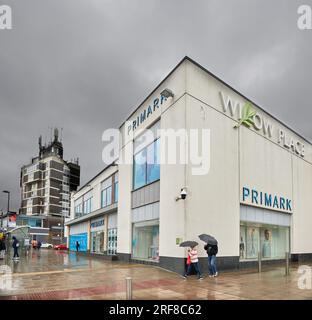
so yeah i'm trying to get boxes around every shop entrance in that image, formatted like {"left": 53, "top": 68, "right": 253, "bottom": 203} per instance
{"left": 91, "top": 231, "right": 104, "bottom": 254}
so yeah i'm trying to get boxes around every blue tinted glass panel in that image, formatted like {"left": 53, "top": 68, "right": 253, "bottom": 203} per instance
{"left": 28, "top": 219, "right": 37, "bottom": 227}
{"left": 114, "top": 182, "right": 118, "bottom": 202}
{"left": 133, "top": 149, "right": 146, "bottom": 189}
{"left": 147, "top": 139, "right": 160, "bottom": 183}
{"left": 107, "top": 186, "right": 112, "bottom": 206}
{"left": 101, "top": 189, "right": 107, "bottom": 208}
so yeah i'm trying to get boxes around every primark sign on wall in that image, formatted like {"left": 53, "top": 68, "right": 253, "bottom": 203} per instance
{"left": 242, "top": 186, "right": 292, "bottom": 213}
{"left": 127, "top": 94, "right": 167, "bottom": 135}
{"left": 220, "top": 92, "right": 305, "bottom": 157}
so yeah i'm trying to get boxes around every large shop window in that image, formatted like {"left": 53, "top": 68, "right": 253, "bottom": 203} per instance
{"left": 239, "top": 223, "right": 290, "bottom": 260}
{"left": 132, "top": 221, "right": 159, "bottom": 261}
{"left": 133, "top": 122, "right": 160, "bottom": 189}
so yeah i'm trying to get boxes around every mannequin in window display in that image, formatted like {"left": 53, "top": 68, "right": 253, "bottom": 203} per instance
{"left": 262, "top": 229, "right": 271, "bottom": 258}
{"left": 239, "top": 235, "right": 245, "bottom": 259}
{"left": 250, "top": 228, "right": 256, "bottom": 257}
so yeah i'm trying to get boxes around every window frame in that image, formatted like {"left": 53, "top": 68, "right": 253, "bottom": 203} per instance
{"left": 133, "top": 137, "right": 160, "bottom": 190}
{"left": 101, "top": 185, "right": 112, "bottom": 208}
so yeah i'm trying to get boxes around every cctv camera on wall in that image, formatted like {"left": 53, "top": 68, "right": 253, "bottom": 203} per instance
{"left": 176, "top": 187, "right": 188, "bottom": 201}
{"left": 180, "top": 188, "right": 187, "bottom": 200}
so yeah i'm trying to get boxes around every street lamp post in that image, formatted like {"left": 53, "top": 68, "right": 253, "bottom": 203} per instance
{"left": 0, "top": 209, "right": 3, "bottom": 228}
{"left": 58, "top": 222, "right": 63, "bottom": 243}
{"left": 2, "top": 190, "right": 10, "bottom": 227}
{"left": 2, "top": 190, "right": 10, "bottom": 213}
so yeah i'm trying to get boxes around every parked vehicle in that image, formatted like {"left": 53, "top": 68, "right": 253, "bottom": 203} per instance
{"left": 54, "top": 244, "right": 68, "bottom": 250}
{"left": 41, "top": 243, "right": 53, "bottom": 249}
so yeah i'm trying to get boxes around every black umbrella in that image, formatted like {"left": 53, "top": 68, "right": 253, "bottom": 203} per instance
{"left": 179, "top": 240, "right": 198, "bottom": 248}
{"left": 198, "top": 234, "right": 218, "bottom": 245}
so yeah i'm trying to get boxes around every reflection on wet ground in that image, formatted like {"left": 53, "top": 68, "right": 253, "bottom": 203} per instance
{"left": 1, "top": 249, "right": 312, "bottom": 300}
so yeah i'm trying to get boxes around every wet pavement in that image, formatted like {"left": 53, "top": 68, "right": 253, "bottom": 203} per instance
{"left": 1, "top": 249, "right": 312, "bottom": 300}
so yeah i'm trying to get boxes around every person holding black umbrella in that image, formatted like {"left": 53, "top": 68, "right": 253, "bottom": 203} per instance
{"left": 204, "top": 243, "right": 218, "bottom": 277}
{"left": 199, "top": 234, "right": 218, "bottom": 277}
{"left": 12, "top": 236, "right": 20, "bottom": 260}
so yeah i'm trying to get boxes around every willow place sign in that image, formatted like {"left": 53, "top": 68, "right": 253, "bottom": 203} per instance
{"left": 220, "top": 92, "right": 305, "bottom": 158}
{"left": 0, "top": 5, "right": 12, "bottom": 30}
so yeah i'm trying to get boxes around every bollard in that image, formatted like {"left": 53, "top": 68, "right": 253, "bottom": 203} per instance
{"left": 125, "top": 277, "right": 132, "bottom": 300}
{"left": 285, "top": 252, "right": 290, "bottom": 276}
{"left": 258, "top": 251, "right": 262, "bottom": 273}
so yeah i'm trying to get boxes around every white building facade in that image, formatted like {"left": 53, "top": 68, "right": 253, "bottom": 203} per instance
{"left": 67, "top": 57, "right": 312, "bottom": 273}
{"left": 65, "top": 165, "right": 118, "bottom": 255}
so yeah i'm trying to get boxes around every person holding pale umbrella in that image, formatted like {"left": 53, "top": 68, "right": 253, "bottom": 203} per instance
{"left": 179, "top": 241, "right": 203, "bottom": 280}
{"left": 199, "top": 234, "right": 218, "bottom": 277}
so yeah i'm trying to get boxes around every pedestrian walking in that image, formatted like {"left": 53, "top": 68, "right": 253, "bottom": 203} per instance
{"left": 0, "top": 237, "right": 6, "bottom": 260}
{"left": 12, "top": 236, "right": 20, "bottom": 260}
{"left": 37, "top": 241, "right": 42, "bottom": 250}
{"left": 183, "top": 245, "right": 203, "bottom": 280}
{"left": 204, "top": 243, "right": 218, "bottom": 277}
{"left": 37, "top": 240, "right": 42, "bottom": 257}
{"left": 76, "top": 241, "right": 80, "bottom": 252}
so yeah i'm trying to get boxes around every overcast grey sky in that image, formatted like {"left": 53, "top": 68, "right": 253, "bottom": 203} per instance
{"left": 0, "top": 0, "right": 311, "bottom": 211}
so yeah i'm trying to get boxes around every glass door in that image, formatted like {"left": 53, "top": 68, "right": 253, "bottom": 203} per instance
{"left": 107, "top": 228, "right": 117, "bottom": 255}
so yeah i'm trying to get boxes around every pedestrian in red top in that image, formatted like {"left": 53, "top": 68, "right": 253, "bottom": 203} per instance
{"left": 183, "top": 246, "right": 203, "bottom": 280}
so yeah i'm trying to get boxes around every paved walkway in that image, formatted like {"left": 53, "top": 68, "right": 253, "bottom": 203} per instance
{"left": 0, "top": 249, "right": 312, "bottom": 300}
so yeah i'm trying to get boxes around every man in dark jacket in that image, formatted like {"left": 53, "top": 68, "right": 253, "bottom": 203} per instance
{"left": 12, "top": 236, "right": 20, "bottom": 260}
{"left": 204, "top": 243, "right": 218, "bottom": 277}
{"left": 0, "top": 238, "right": 6, "bottom": 259}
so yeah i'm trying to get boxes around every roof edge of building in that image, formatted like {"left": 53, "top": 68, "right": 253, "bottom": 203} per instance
{"left": 119, "top": 55, "right": 312, "bottom": 146}
{"left": 74, "top": 161, "right": 118, "bottom": 194}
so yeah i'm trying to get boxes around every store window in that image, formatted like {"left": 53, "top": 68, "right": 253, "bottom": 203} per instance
{"left": 240, "top": 223, "right": 289, "bottom": 260}
{"left": 90, "top": 231, "right": 105, "bottom": 254}
{"left": 133, "top": 121, "right": 160, "bottom": 190}
{"left": 132, "top": 221, "right": 159, "bottom": 261}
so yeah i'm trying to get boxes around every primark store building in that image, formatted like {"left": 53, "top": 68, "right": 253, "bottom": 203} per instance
{"left": 66, "top": 57, "right": 312, "bottom": 273}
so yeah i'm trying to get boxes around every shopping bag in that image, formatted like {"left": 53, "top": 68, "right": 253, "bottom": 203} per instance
{"left": 186, "top": 254, "right": 191, "bottom": 265}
